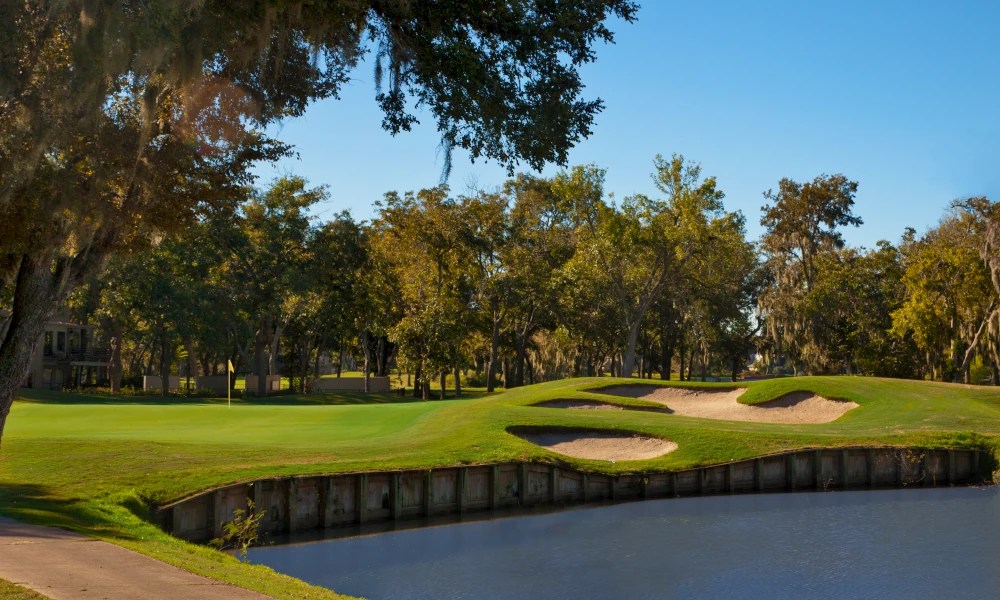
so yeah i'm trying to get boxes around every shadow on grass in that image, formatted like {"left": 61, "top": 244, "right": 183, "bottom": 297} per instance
{"left": 15, "top": 388, "right": 494, "bottom": 407}
{"left": 0, "top": 482, "right": 144, "bottom": 541}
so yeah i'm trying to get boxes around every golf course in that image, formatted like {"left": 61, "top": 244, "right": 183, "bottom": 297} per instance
{"left": 1, "top": 376, "right": 999, "bottom": 598}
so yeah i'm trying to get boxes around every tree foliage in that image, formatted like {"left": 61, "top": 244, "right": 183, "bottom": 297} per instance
{"left": 758, "top": 174, "right": 862, "bottom": 374}
{"left": 0, "top": 0, "right": 637, "bottom": 444}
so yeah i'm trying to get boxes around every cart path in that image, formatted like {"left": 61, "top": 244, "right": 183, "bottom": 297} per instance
{"left": 0, "top": 517, "right": 272, "bottom": 600}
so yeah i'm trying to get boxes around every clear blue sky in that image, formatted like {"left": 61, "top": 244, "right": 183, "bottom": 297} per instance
{"left": 254, "top": 1, "right": 1000, "bottom": 248}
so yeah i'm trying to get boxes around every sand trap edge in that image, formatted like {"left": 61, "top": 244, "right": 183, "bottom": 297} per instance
{"left": 509, "top": 427, "right": 678, "bottom": 461}
{"left": 531, "top": 399, "right": 672, "bottom": 413}
{"left": 594, "top": 385, "right": 858, "bottom": 424}
{"left": 593, "top": 384, "right": 742, "bottom": 398}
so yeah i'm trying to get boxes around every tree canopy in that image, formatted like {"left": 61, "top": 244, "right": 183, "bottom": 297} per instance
{"left": 0, "top": 0, "right": 638, "bottom": 445}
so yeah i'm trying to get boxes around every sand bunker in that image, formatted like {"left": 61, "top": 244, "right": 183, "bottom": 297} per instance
{"left": 598, "top": 386, "right": 858, "bottom": 424}
{"left": 513, "top": 429, "right": 677, "bottom": 461}
{"left": 534, "top": 399, "right": 671, "bottom": 413}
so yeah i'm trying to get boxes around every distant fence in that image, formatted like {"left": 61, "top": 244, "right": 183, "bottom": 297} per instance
{"left": 244, "top": 375, "right": 282, "bottom": 393}
{"left": 155, "top": 446, "right": 992, "bottom": 543}
{"left": 143, "top": 375, "right": 185, "bottom": 391}
{"left": 309, "top": 377, "right": 390, "bottom": 393}
{"left": 143, "top": 375, "right": 230, "bottom": 393}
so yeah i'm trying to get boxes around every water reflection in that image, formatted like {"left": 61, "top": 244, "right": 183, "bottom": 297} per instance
{"left": 249, "top": 487, "right": 1000, "bottom": 600}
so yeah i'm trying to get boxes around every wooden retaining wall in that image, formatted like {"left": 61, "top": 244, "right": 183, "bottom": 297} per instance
{"left": 155, "top": 447, "right": 990, "bottom": 543}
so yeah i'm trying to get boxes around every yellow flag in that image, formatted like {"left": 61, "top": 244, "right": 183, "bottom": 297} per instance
{"left": 228, "top": 359, "right": 235, "bottom": 374}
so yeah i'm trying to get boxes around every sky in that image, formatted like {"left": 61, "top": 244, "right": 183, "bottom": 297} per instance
{"left": 253, "top": 1, "right": 1000, "bottom": 248}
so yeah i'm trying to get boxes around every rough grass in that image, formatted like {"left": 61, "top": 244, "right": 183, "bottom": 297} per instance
{"left": 2, "top": 376, "right": 1000, "bottom": 598}
{"left": 0, "top": 579, "right": 49, "bottom": 600}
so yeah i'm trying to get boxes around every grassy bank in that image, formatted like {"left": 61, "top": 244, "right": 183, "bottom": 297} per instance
{"left": 1, "top": 376, "right": 999, "bottom": 598}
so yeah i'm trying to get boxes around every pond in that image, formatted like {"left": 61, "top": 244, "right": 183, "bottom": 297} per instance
{"left": 248, "top": 487, "right": 1000, "bottom": 599}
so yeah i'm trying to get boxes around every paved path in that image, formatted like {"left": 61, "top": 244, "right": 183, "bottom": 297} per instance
{"left": 0, "top": 517, "right": 272, "bottom": 599}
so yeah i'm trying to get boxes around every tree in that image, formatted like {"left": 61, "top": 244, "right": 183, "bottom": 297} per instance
{"left": 502, "top": 172, "right": 582, "bottom": 386}
{"left": 892, "top": 205, "right": 995, "bottom": 382}
{"left": 299, "top": 214, "right": 369, "bottom": 388}
{"left": 819, "top": 242, "right": 919, "bottom": 378}
{"left": 566, "top": 156, "right": 729, "bottom": 378}
{"left": 227, "top": 177, "right": 322, "bottom": 395}
{"left": 758, "top": 174, "right": 861, "bottom": 374}
{"left": 692, "top": 212, "right": 763, "bottom": 381}
{"left": 647, "top": 154, "right": 736, "bottom": 380}
{"left": 91, "top": 210, "right": 239, "bottom": 394}
{"left": 458, "top": 192, "right": 511, "bottom": 392}
{"left": 0, "top": 0, "right": 637, "bottom": 444}
{"left": 375, "top": 188, "right": 469, "bottom": 399}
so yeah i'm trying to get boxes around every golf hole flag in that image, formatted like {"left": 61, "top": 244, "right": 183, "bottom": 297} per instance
{"left": 227, "top": 359, "right": 235, "bottom": 407}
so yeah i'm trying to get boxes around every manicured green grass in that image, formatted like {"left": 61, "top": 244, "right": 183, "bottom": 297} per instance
{"left": 2, "top": 376, "right": 999, "bottom": 598}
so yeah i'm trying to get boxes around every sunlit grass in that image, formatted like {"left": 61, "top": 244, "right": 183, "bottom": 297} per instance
{"left": 2, "top": 376, "right": 999, "bottom": 598}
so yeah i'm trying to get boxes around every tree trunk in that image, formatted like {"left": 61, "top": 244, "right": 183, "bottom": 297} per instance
{"left": 414, "top": 361, "right": 423, "bottom": 398}
{"left": 300, "top": 337, "right": 312, "bottom": 393}
{"left": 660, "top": 341, "right": 672, "bottom": 382}
{"left": 678, "top": 344, "right": 686, "bottom": 381}
{"left": 687, "top": 348, "right": 695, "bottom": 382}
{"left": 362, "top": 330, "right": 371, "bottom": 393}
{"left": 184, "top": 337, "right": 197, "bottom": 394}
{"left": 254, "top": 316, "right": 270, "bottom": 396}
{"left": 314, "top": 335, "right": 324, "bottom": 380}
{"left": 486, "top": 304, "right": 501, "bottom": 392}
{"left": 0, "top": 257, "right": 62, "bottom": 447}
{"left": 511, "top": 338, "right": 527, "bottom": 388}
{"left": 109, "top": 331, "right": 123, "bottom": 394}
{"left": 453, "top": 363, "right": 462, "bottom": 398}
{"left": 268, "top": 321, "right": 282, "bottom": 380}
{"left": 337, "top": 339, "right": 344, "bottom": 377}
{"left": 159, "top": 326, "right": 171, "bottom": 397}
{"left": 621, "top": 320, "right": 641, "bottom": 379}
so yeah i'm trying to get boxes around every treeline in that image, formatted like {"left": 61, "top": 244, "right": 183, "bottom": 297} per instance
{"left": 72, "top": 156, "right": 1000, "bottom": 395}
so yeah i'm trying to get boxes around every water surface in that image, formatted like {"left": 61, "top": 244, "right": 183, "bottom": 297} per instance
{"left": 249, "top": 487, "right": 1000, "bottom": 599}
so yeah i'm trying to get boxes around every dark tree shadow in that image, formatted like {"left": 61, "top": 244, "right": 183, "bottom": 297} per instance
{"left": 0, "top": 482, "right": 142, "bottom": 541}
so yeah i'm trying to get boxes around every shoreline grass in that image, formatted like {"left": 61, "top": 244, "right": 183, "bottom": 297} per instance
{"left": 2, "top": 376, "right": 999, "bottom": 598}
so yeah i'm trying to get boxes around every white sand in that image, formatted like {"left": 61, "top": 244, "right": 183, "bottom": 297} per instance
{"left": 515, "top": 430, "right": 678, "bottom": 461}
{"left": 598, "top": 386, "right": 858, "bottom": 424}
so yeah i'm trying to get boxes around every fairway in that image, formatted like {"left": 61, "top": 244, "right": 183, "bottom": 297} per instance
{"left": 7, "top": 401, "right": 456, "bottom": 446}
{"left": 2, "top": 376, "right": 1000, "bottom": 599}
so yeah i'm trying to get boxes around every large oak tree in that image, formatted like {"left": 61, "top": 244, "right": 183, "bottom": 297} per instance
{"left": 0, "top": 0, "right": 637, "bottom": 444}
